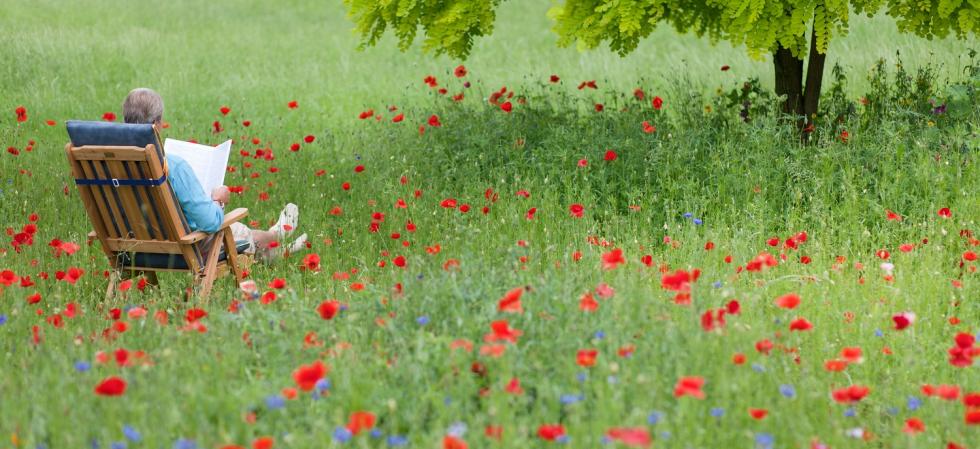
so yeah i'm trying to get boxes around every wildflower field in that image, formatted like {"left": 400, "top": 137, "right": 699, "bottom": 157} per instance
{"left": 1, "top": 1, "right": 979, "bottom": 448}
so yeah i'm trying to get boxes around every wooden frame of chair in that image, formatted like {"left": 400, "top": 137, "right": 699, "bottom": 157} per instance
{"left": 65, "top": 141, "right": 248, "bottom": 300}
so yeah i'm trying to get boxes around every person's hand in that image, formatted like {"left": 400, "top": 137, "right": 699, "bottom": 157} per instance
{"left": 211, "top": 186, "right": 230, "bottom": 207}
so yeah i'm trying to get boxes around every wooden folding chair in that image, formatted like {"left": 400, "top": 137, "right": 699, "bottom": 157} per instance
{"left": 65, "top": 120, "right": 249, "bottom": 300}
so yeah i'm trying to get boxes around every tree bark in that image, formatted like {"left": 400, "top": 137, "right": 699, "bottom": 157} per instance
{"left": 773, "top": 45, "right": 804, "bottom": 117}
{"left": 802, "top": 29, "right": 827, "bottom": 121}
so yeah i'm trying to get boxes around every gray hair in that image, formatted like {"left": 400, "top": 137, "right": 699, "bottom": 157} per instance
{"left": 122, "top": 88, "right": 164, "bottom": 124}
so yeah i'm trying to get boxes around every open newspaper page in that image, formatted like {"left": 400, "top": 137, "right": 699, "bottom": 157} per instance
{"left": 163, "top": 138, "right": 231, "bottom": 196}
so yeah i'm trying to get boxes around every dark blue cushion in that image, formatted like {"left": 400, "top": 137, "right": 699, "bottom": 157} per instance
{"left": 66, "top": 120, "right": 164, "bottom": 162}
{"left": 116, "top": 240, "right": 251, "bottom": 270}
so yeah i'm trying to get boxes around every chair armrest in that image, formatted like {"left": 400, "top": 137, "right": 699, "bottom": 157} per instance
{"left": 179, "top": 208, "right": 249, "bottom": 244}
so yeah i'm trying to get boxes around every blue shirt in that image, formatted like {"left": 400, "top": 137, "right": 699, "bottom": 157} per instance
{"left": 167, "top": 154, "right": 223, "bottom": 233}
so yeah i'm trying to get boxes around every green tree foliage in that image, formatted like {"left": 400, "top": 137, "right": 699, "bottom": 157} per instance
{"left": 549, "top": 0, "right": 977, "bottom": 58}
{"left": 343, "top": 0, "right": 502, "bottom": 58}
{"left": 344, "top": 0, "right": 979, "bottom": 121}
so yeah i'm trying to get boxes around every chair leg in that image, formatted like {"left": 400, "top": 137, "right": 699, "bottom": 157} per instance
{"left": 223, "top": 228, "right": 243, "bottom": 281}
{"left": 105, "top": 270, "right": 119, "bottom": 302}
{"left": 197, "top": 233, "right": 224, "bottom": 300}
{"left": 145, "top": 271, "right": 159, "bottom": 286}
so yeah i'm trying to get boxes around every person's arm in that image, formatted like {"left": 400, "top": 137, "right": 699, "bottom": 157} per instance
{"left": 168, "top": 158, "right": 224, "bottom": 233}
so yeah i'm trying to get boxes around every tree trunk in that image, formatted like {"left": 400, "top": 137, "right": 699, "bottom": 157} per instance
{"left": 773, "top": 45, "right": 804, "bottom": 117}
{"left": 802, "top": 29, "right": 827, "bottom": 121}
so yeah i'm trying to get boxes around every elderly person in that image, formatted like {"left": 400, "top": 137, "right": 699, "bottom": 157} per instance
{"left": 122, "top": 88, "right": 306, "bottom": 261}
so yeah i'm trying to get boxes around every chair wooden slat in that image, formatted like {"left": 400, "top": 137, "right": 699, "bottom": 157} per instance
{"left": 91, "top": 160, "right": 133, "bottom": 238}
{"left": 103, "top": 159, "right": 152, "bottom": 241}
{"left": 72, "top": 146, "right": 148, "bottom": 161}
{"left": 102, "top": 238, "right": 184, "bottom": 254}
{"left": 77, "top": 158, "right": 122, "bottom": 239}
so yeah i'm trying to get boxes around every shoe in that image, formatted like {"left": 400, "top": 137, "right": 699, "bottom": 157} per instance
{"left": 270, "top": 203, "right": 299, "bottom": 240}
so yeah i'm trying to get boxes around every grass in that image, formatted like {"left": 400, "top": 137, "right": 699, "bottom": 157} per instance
{"left": 0, "top": 1, "right": 978, "bottom": 448}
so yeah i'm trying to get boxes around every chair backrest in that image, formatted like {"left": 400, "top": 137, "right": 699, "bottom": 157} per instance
{"left": 65, "top": 121, "right": 198, "bottom": 261}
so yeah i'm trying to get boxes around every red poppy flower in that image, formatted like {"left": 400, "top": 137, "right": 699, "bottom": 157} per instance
{"left": 674, "top": 376, "right": 705, "bottom": 399}
{"left": 428, "top": 115, "right": 441, "bottom": 127}
{"left": 606, "top": 427, "right": 650, "bottom": 447}
{"left": 102, "top": 112, "right": 116, "bottom": 122}
{"left": 579, "top": 292, "right": 598, "bottom": 312}
{"left": 748, "top": 408, "right": 768, "bottom": 420}
{"left": 641, "top": 121, "right": 656, "bottom": 133}
{"left": 569, "top": 203, "right": 584, "bottom": 218}
{"left": 885, "top": 209, "right": 902, "bottom": 221}
{"left": 576, "top": 349, "right": 598, "bottom": 367}
{"left": 304, "top": 135, "right": 315, "bottom": 143}
{"left": 549, "top": 75, "right": 560, "bottom": 83}
{"left": 219, "top": 106, "right": 231, "bottom": 115}
{"left": 392, "top": 113, "right": 404, "bottom": 123}
{"left": 652, "top": 96, "right": 663, "bottom": 110}
{"left": 938, "top": 207, "right": 952, "bottom": 218}
{"left": 443, "top": 436, "right": 467, "bottom": 449}
{"left": 661, "top": 269, "right": 700, "bottom": 291}
{"left": 789, "top": 317, "right": 813, "bottom": 331}
{"left": 498, "top": 286, "right": 525, "bottom": 313}
{"left": 484, "top": 320, "right": 522, "bottom": 343}
{"left": 287, "top": 100, "right": 298, "bottom": 109}
{"left": 594, "top": 103, "right": 604, "bottom": 112}
{"left": 500, "top": 101, "right": 512, "bottom": 112}
{"left": 831, "top": 385, "right": 870, "bottom": 403}
{"left": 537, "top": 424, "right": 566, "bottom": 441}
{"left": 454, "top": 65, "right": 467, "bottom": 77}
{"left": 601, "top": 248, "right": 626, "bottom": 270}
{"left": 15, "top": 106, "right": 27, "bottom": 123}
{"left": 902, "top": 417, "right": 925, "bottom": 434}
{"left": 604, "top": 150, "right": 618, "bottom": 161}
{"left": 358, "top": 109, "right": 374, "bottom": 119}
{"left": 317, "top": 300, "right": 340, "bottom": 320}
{"left": 292, "top": 360, "right": 328, "bottom": 391}
{"left": 721, "top": 65, "right": 731, "bottom": 71}
{"left": 251, "top": 437, "right": 274, "bottom": 449}
{"left": 268, "top": 278, "right": 286, "bottom": 289}
{"left": 774, "top": 293, "right": 801, "bottom": 309}
{"left": 94, "top": 376, "right": 127, "bottom": 396}
{"left": 347, "top": 411, "right": 376, "bottom": 434}
{"left": 440, "top": 198, "right": 457, "bottom": 209}
{"left": 893, "top": 312, "right": 915, "bottom": 330}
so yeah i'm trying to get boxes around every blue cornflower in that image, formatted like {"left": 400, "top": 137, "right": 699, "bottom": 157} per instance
{"left": 90, "top": 439, "right": 100, "bottom": 449}
{"left": 874, "top": 329, "right": 884, "bottom": 337}
{"left": 416, "top": 274, "right": 424, "bottom": 280}
{"left": 779, "top": 384, "right": 796, "bottom": 399}
{"left": 755, "top": 433, "right": 774, "bottom": 449}
{"left": 710, "top": 407, "right": 725, "bottom": 418}
{"left": 122, "top": 425, "right": 141, "bottom": 442}
{"left": 886, "top": 407, "right": 899, "bottom": 416}
{"left": 693, "top": 218, "right": 703, "bottom": 225}
{"left": 844, "top": 407, "right": 856, "bottom": 417}
{"left": 447, "top": 422, "right": 467, "bottom": 437}
{"left": 416, "top": 316, "right": 430, "bottom": 325}
{"left": 316, "top": 378, "right": 331, "bottom": 392}
{"left": 110, "top": 442, "right": 126, "bottom": 449}
{"left": 560, "top": 394, "right": 584, "bottom": 405}
{"left": 907, "top": 396, "right": 922, "bottom": 411}
{"left": 172, "top": 439, "right": 197, "bottom": 449}
{"left": 712, "top": 281, "right": 722, "bottom": 288}
{"left": 647, "top": 411, "right": 664, "bottom": 425}
{"left": 387, "top": 435, "right": 408, "bottom": 446}
{"left": 593, "top": 330, "right": 606, "bottom": 340}
{"left": 443, "top": 396, "right": 452, "bottom": 406}
{"left": 576, "top": 372, "right": 588, "bottom": 383}
{"left": 0, "top": 314, "right": 7, "bottom": 325}
{"left": 683, "top": 212, "right": 693, "bottom": 218}
{"left": 370, "top": 429, "right": 383, "bottom": 439}
{"left": 75, "top": 361, "right": 92, "bottom": 372}
{"left": 265, "top": 395, "right": 286, "bottom": 410}
{"left": 556, "top": 435, "right": 570, "bottom": 444}
{"left": 751, "top": 363, "right": 766, "bottom": 373}
{"left": 333, "top": 427, "right": 353, "bottom": 443}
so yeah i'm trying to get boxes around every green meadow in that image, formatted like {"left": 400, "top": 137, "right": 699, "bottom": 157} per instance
{"left": 0, "top": 1, "right": 978, "bottom": 449}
